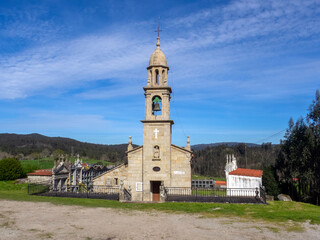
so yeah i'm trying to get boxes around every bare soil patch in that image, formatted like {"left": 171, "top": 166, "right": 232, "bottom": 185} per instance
{"left": 0, "top": 200, "right": 319, "bottom": 240}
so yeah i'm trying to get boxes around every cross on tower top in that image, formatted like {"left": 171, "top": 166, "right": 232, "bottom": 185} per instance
{"left": 155, "top": 17, "right": 162, "bottom": 37}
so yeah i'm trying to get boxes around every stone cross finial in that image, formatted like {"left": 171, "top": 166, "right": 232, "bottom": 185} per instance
{"left": 127, "top": 136, "right": 133, "bottom": 151}
{"left": 185, "top": 136, "right": 191, "bottom": 151}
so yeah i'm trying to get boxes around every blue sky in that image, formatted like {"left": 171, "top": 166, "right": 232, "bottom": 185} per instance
{"left": 0, "top": 0, "right": 319, "bottom": 146}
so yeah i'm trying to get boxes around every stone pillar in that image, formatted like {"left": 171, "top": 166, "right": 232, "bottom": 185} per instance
{"left": 152, "top": 69, "right": 155, "bottom": 86}
{"left": 162, "top": 93, "right": 170, "bottom": 119}
{"left": 64, "top": 179, "right": 68, "bottom": 192}
{"left": 160, "top": 182, "right": 166, "bottom": 202}
{"left": 119, "top": 180, "right": 124, "bottom": 202}
{"left": 145, "top": 93, "right": 151, "bottom": 119}
{"left": 147, "top": 70, "right": 151, "bottom": 86}
{"left": 127, "top": 136, "right": 133, "bottom": 151}
{"left": 185, "top": 136, "right": 191, "bottom": 151}
{"left": 163, "top": 69, "right": 168, "bottom": 85}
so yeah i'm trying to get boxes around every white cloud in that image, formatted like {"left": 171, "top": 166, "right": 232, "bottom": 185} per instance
{"left": 0, "top": 32, "right": 151, "bottom": 99}
{"left": 0, "top": 0, "right": 319, "bottom": 101}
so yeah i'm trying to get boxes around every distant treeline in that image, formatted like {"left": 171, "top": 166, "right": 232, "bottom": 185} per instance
{"left": 0, "top": 134, "right": 275, "bottom": 175}
{"left": 192, "top": 142, "right": 280, "bottom": 178}
{"left": 0, "top": 133, "right": 130, "bottom": 163}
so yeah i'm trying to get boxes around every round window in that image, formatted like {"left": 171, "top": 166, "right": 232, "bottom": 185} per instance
{"left": 153, "top": 167, "right": 160, "bottom": 172}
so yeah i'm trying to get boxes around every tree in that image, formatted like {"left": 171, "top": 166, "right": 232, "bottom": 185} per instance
{"left": 0, "top": 158, "right": 24, "bottom": 180}
{"left": 40, "top": 148, "right": 51, "bottom": 158}
{"left": 276, "top": 90, "right": 320, "bottom": 205}
{"left": 307, "top": 89, "right": 320, "bottom": 205}
{"left": 262, "top": 166, "right": 280, "bottom": 197}
{"left": 276, "top": 117, "right": 315, "bottom": 202}
{"left": 52, "top": 149, "right": 65, "bottom": 160}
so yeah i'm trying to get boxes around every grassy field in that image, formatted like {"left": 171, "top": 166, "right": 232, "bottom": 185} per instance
{"left": 0, "top": 181, "right": 319, "bottom": 226}
{"left": 20, "top": 158, "right": 54, "bottom": 171}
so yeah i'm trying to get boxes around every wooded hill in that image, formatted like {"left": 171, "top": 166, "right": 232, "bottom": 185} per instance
{"left": 0, "top": 133, "right": 130, "bottom": 163}
{"left": 193, "top": 143, "right": 280, "bottom": 177}
{"left": 0, "top": 133, "right": 278, "bottom": 178}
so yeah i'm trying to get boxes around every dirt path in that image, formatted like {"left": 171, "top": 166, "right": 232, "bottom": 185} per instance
{"left": 0, "top": 200, "right": 319, "bottom": 240}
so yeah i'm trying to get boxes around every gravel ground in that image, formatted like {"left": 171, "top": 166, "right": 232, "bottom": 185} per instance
{"left": 0, "top": 200, "right": 319, "bottom": 240}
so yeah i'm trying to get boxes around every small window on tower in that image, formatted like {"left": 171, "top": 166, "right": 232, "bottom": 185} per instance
{"left": 155, "top": 70, "right": 159, "bottom": 85}
{"left": 152, "top": 96, "right": 162, "bottom": 116}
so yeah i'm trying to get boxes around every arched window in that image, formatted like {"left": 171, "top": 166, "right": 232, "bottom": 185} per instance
{"left": 152, "top": 95, "right": 162, "bottom": 116}
{"left": 155, "top": 70, "right": 159, "bottom": 85}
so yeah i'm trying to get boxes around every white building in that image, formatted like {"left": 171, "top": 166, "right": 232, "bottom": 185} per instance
{"left": 225, "top": 154, "right": 263, "bottom": 196}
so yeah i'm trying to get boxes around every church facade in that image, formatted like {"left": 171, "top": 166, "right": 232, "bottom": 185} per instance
{"left": 93, "top": 36, "right": 192, "bottom": 202}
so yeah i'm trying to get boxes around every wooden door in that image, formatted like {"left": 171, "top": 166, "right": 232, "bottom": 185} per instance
{"left": 152, "top": 181, "right": 161, "bottom": 201}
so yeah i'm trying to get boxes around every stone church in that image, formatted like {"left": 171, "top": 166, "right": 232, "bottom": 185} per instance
{"left": 93, "top": 35, "right": 192, "bottom": 202}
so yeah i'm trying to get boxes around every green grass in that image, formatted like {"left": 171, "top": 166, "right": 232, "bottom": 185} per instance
{"left": 0, "top": 181, "right": 319, "bottom": 225}
{"left": 20, "top": 159, "right": 54, "bottom": 172}
{"left": 79, "top": 158, "right": 113, "bottom": 166}
{"left": 192, "top": 189, "right": 225, "bottom": 196}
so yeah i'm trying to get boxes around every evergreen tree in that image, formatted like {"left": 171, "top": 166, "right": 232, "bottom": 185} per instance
{"left": 307, "top": 90, "right": 320, "bottom": 205}
{"left": 276, "top": 90, "right": 320, "bottom": 205}
{"left": 262, "top": 165, "right": 279, "bottom": 197}
{"left": 0, "top": 158, "right": 24, "bottom": 180}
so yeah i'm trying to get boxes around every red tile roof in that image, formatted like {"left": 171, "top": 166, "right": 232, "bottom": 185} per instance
{"left": 214, "top": 180, "right": 226, "bottom": 185}
{"left": 229, "top": 168, "right": 263, "bottom": 178}
{"left": 27, "top": 169, "right": 52, "bottom": 176}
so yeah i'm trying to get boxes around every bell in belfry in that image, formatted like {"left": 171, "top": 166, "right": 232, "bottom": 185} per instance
{"left": 153, "top": 102, "right": 161, "bottom": 111}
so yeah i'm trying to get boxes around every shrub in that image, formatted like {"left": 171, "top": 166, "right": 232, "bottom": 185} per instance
{"left": 0, "top": 158, "right": 25, "bottom": 180}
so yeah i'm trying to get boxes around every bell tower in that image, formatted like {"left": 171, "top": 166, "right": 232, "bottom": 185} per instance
{"left": 140, "top": 33, "right": 174, "bottom": 200}
{"left": 94, "top": 21, "right": 192, "bottom": 202}
{"left": 144, "top": 36, "right": 171, "bottom": 121}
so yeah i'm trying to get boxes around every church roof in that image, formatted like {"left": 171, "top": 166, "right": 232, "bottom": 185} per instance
{"left": 229, "top": 168, "right": 263, "bottom": 178}
{"left": 214, "top": 180, "right": 226, "bottom": 186}
{"left": 126, "top": 145, "right": 143, "bottom": 154}
{"left": 171, "top": 144, "right": 193, "bottom": 154}
{"left": 149, "top": 37, "right": 167, "bottom": 67}
{"left": 92, "top": 163, "right": 127, "bottom": 180}
{"left": 27, "top": 169, "right": 52, "bottom": 176}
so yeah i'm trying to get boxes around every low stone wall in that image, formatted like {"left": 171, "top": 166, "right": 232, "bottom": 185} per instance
{"left": 27, "top": 175, "right": 51, "bottom": 184}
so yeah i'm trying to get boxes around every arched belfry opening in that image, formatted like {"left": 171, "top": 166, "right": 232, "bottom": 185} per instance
{"left": 155, "top": 70, "right": 159, "bottom": 85}
{"left": 162, "top": 69, "right": 165, "bottom": 82}
{"left": 152, "top": 95, "right": 162, "bottom": 115}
